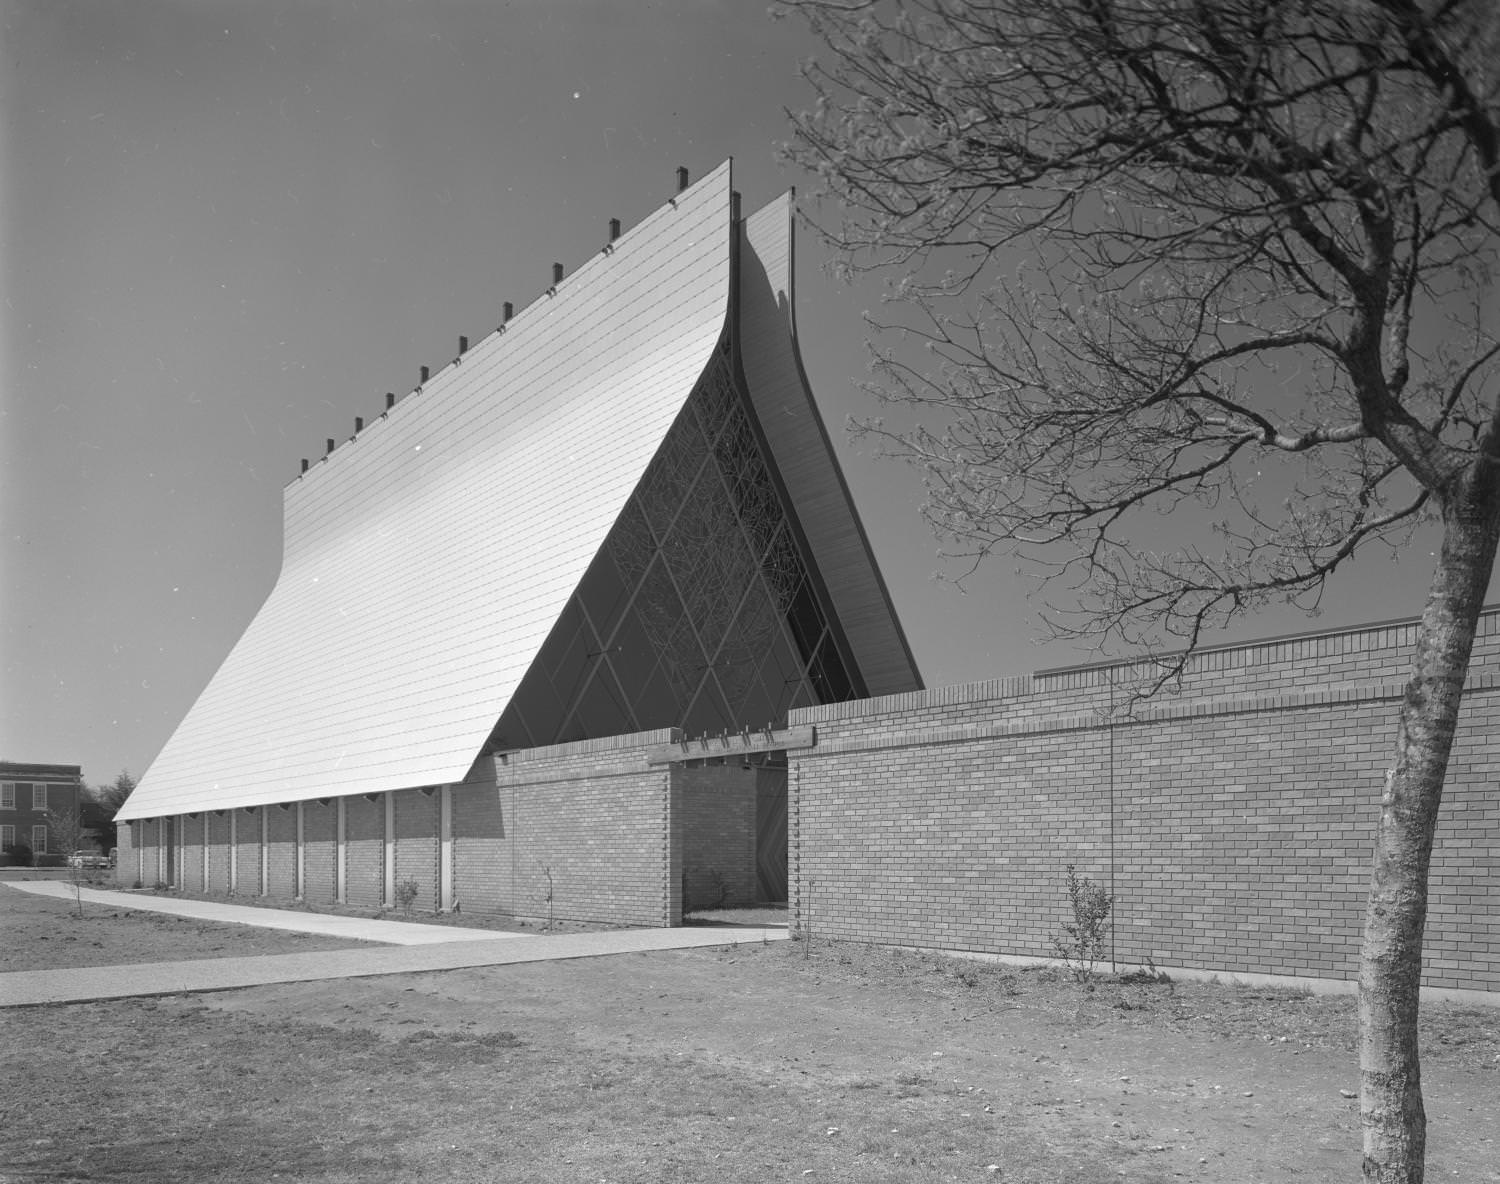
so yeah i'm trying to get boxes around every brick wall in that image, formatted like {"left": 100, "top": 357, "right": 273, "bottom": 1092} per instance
{"left": 135, "top": 819, "right": 152, "bottom": 884}
{"left": 144, "top": 818, "right": 164, "bottom": 886}
{"left": 113, "top": 818, "right": 137, "bottom": 887}
{"left": 452, "top": 763, "right": 513, "bottom": 915}
{"left": 344, "top": 794, "right": 384, "bottom": 908}
{"left": 677, "top": 764, "right": 757, "bottom": 910}
{"left": 0, "top": 763, "right": 83, "bottom": 867}
{"left": 789, "top": 608, "right": 1500, "bottom": 994}
{"left": 266, "top": 805, "right": 297, "bottom": 899}
{"left": 394, "top": 788, "right": 439, "bottom": 913}
{"left": 181, "top": 813, "right": 205, "bottom": 893}
{"left": 303, "top": 800, "right": 337, "bottom": 904}
{"left": 142, "top": 818, "right": 164, "bottom": 885}
{"left": 489, "top": 730, "right": 677, "bottom": 927}
{"left": 207, "top": 812, "right": 230, "bottom": 892}
{"left": 234, "top": 808, "right": 262, "bottom": 896}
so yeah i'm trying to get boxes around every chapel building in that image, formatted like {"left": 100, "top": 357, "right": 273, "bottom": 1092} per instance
{"left": 115, "top": 161, "right": 921, "bottom": 918}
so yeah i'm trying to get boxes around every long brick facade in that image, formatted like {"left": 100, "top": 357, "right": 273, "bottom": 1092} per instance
{"left": 114, "top": 609, "right": 1498, "bottom": 997}
{"left": 115, "top": 729, "right": 764, "bottom": 929}
{"left": 787, "top": 609, "right": 1500, "bottom": 996}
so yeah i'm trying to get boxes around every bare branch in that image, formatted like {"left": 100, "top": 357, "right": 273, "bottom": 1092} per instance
{"left": 785, "top": 0, "right": 1498, "bottom": 660}
{"left": 783, "top": 6, "right": 1500, "bottom": 1179}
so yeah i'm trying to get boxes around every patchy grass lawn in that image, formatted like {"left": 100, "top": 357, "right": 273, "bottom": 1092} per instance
{"left": 2, "top": 895, "right": 1495, "bottom": 1183}
{"left": 0, "top": 884, "right": 375, "bottom": 971}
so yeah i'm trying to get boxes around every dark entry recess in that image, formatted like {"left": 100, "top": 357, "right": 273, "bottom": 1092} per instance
{"left": 756, "top": 766, "right": 788, "bottom": 902}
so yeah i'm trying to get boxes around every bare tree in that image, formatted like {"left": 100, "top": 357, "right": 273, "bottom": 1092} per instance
{"left": 780, "top": 2, "right": 1499, "bottom": 1180}
{"left": 45, "top": 808, "right": 98, "bottom": 918}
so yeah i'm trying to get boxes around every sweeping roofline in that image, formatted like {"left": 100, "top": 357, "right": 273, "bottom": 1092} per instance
{"left": 119, "top": 164, "right": 737, "bottom": 821}
{"left": 287, "top": 175, "right": 692, "bottom": 494}
{"left": 120, "top": 161, "right": 924, "bottom": 823}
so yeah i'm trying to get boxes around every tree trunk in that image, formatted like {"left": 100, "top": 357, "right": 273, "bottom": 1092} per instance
{"left": 1359, "top": 495, "right": 1500, "bottom": 1184}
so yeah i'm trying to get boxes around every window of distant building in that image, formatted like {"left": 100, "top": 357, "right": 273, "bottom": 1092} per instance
{"left": 1, "top": 824, "right": 14, "bottom": 849}
{"left": 0, "top": 783, "right": 14, "bottom": 810}
{"left": 32, "top": 825, "right": 47, "bottom": 854}
{"left": 32, "top": 784, "right": 47, "bottom": 811}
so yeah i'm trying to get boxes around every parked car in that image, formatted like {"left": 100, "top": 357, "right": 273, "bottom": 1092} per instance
{"left": 67, "top": 852, "right": 111, "bottom": 869}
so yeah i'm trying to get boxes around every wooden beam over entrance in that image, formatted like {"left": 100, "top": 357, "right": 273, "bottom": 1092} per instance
{"left": 645, "top": 725, "right": 815, "bottom": 767}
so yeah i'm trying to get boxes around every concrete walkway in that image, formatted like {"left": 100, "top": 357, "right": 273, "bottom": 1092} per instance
{"left": 0, "top": 883, "right": 787, "bottom": 1007}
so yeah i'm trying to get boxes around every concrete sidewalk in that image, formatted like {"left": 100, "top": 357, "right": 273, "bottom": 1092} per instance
{"left": 6, "top": 881, "right": 521, "bottom": 944}
{"left": 0, "top": 882, "right": 787, "bottom": 1007}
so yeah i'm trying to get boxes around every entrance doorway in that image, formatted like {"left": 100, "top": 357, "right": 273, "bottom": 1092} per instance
{"left": 756, "top": 767, "right": 788, "bottom": 903}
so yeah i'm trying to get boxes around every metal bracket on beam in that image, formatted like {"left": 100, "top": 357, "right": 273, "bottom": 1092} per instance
{"left": 645, "top": 724, "right": 815, "bottom": 766}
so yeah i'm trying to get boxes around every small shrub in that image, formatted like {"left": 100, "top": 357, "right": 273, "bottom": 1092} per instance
{"left": 1118, "top": 956, "right": 1171, "bottom": 986}
{"left": 3, "top": 842, "right": 34, "bottom": 867}
{"left": 1051, "top": 864, "right": 1113, "bottom": 984}
{"left": 394, "top": 877, "right": 420, "bottom": 918}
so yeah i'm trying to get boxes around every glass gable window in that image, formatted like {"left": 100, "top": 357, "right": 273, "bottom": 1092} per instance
{"left": 489, "top": 345, "right": 865, "bottom": 751}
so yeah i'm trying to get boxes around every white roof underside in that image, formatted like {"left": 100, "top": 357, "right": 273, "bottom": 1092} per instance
{"left": 737, "top": 195, "right": 922, "bottom": 698}
{"left": 119, "top": 163, "right": 733, "bottom": 820}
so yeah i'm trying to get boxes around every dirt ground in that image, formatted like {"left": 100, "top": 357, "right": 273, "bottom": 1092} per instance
{"left": 3, "top": 887, "right": 1496, "bottom": 1183}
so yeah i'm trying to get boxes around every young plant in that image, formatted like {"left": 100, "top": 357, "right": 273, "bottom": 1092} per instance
{"left": 802, "top": 876, "right": 813, "bottom": 960}
{"left": 1051, "top": 864, "right": 1113, "bottom": 984}
{"left": 394, "top": 877, "right": 420, "bottom": 919}
{"left": 45, "top": 808, "right": 97, "bottom": 918}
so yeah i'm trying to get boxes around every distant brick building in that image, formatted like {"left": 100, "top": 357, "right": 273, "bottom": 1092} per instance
{"left": 1, "top": 762, "right": 83, "bottom": 865}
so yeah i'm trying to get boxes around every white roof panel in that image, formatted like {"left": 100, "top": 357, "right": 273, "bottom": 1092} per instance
{"left": 120, "top": 163, "right": 733, "bottom": 820}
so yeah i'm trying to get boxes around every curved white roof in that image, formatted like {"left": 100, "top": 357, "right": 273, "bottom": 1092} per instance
{"left": 120, "top": 163, "right": 733, "bottom": 820}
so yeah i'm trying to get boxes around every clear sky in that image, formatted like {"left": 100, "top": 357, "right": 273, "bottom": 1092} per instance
{"left": 1, "top": 0, "right": 1482, "bottom": 787}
